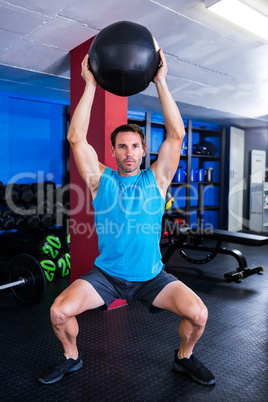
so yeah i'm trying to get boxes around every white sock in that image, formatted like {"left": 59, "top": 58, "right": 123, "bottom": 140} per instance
{"left": 178, "top": 354, "right": 191, "bottom": 360}
{"left": 65, "top": 354, "right": 78, "bottom": 360}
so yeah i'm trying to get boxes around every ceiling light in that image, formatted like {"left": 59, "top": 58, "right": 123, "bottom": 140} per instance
{"left": 204, "top": 0, "right": 268, "bottom": 41}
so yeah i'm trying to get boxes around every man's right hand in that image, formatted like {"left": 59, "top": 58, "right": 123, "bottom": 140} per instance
{"left": 153, "top": 49, "right": 167, "bottom": 86}
{"left": 81, "top": 54, "right": 97, "bottom": 87}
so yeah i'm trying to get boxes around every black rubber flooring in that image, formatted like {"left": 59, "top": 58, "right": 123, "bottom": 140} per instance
{"left": 0, "top": 241, "right": 267, "bottom": 401}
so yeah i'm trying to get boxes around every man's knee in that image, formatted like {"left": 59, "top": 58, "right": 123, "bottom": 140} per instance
{"left": 190, "top": 301, "right": 208, "bottom": 328}
{"left": 175, "top": 297, "right": 208, "bottom": 328}
{"left": 50, "top": 298, "right": 71, "bottom": 326}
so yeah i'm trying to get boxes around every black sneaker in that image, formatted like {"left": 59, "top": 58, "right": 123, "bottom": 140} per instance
{"left": 173, "top": 350, "right": 215, "bottom": 386}
{"left": 38, "top": 353, "right": 83, "bottom": 384}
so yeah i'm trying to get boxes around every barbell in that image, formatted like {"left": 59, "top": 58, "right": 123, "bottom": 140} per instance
{"left": 0, "top": 254, "right": 47, "bottom": 305}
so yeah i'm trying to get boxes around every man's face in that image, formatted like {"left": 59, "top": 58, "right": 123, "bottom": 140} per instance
{"left": 111, "top": 131, "right": 146, "bottom": 176}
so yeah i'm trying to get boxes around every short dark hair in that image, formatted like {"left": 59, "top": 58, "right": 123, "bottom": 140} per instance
{"left": 110, "top": 124, "right": 146, "bottom": 147}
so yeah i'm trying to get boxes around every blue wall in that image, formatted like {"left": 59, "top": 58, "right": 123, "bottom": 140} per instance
{"left": 0, "top": 91, "right": 67, "bottom": 186}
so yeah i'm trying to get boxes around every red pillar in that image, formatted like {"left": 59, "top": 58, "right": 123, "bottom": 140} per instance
{"left": 69, "top": 37, "right": 128, "bottom": 308}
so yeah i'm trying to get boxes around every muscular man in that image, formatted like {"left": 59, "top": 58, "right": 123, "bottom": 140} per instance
{"left": 38, "top": 50, "right": 215, "bottom": 386}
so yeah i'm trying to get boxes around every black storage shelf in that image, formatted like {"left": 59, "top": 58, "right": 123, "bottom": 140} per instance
{"left": 128, "top": 118, "right": 147, "bottom": 126}
{"left": 166, "top": 205, "right": 219, "bottom": 213}
{"left": 192, "top": 127, "right": 222, "bottom": 136}
{"left": 151, "top": 121, "right": 165, "bottom": 128}
{"left": 128, "top": 112, "right": 225, "bottom": 229}
{"left": 171, "top": 181, "right": 220, "bottom": 187}
{"left": 191, "top": 155, "right": 221, "bottom": 160}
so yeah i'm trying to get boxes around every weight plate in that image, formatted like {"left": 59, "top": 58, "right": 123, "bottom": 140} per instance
{"left": 34, "top": 234, "right": 62, "bottom": 260}
{"left": 8, "top": 254, "right": 47, "bottom": 305}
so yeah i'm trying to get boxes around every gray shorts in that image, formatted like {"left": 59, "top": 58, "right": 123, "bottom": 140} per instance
{"left": 80, "top": 265, "right": 178, "bottom": 313}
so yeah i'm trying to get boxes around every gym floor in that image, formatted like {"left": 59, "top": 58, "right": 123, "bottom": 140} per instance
{"left": 0, "top": 241, "right": 267, "bottom": 402}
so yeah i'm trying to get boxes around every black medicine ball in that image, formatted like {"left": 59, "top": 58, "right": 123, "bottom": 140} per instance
{"left": 88, "top": 21, "right": 160, "bottom": 97}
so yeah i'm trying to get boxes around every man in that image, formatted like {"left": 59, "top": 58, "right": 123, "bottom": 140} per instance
{"left": 38, "top": 49, "right": 215, "bottom": 386}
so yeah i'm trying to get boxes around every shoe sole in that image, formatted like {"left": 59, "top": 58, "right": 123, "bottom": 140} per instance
{"left": 38, "top": 360, "right": 83, "bottom": 385}
{"left": 173, "top": 361, "right": 215, "bottom": 386}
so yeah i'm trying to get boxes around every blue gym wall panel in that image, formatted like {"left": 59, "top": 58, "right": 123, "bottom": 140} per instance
{"left": 0, "top": 94, "right": 66, "bottom": 186}
{"left": 151, "top": 126, "right": 164, "bottom": 153}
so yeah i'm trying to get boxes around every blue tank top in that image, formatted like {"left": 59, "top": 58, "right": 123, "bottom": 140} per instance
{"left": 93, "top": 167, "right": 165, "bottom": 281}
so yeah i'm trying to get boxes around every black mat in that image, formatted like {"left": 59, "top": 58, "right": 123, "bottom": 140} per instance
{"left": 0, "top": 242, "right": 267, "bottom": 401}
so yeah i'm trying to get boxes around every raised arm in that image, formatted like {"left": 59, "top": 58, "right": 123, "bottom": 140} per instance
{"left": 67, "top": 54, "right": 106, "bottom": 199}
{"left": 150, "top": 49, "right": 185, "bottom": 198}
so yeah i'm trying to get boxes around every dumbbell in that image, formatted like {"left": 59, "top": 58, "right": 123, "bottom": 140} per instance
{"left": 0, "top": 206, "right": 26, "bottom": 230}
{"left": 56, "top": 186, "right": 70, "bottom": 206}
{"left": 53, "top": 201, "right": 66, "bottom": 226}
{"left": 0, "top": 184, "right": 19, "bottom": 206}
{"left": 26, "top": 204, "right": 53, "bottom": 228}
{"left": 43, "top": 181, "right": 57, "bottom": 206}
{"left": 13, "top": 204, "right": 40, "bottom": 229}
{"left": 18, "top": 184, "right": 34, "bottom": 205}
{"left": 0, "top": 211, "right": 15, "bottom": 230}
{"left": 0, "top": 254, "right": 47, "bottom": 305}
{"left": 31, "top": 183, "right": 45, "bottom": 203}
